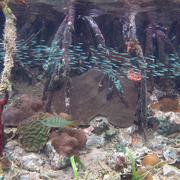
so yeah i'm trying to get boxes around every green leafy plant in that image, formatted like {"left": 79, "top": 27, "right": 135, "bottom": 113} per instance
{"left": 70, "top": 156, "right": 85, "bottom": 180}
{"left": 126, "top": 148, "right": 142, "bottom": 180}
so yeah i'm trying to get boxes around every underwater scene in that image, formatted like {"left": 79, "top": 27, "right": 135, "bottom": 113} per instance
{"left": 0, "top": 0, "right": 179, "bottom": 179}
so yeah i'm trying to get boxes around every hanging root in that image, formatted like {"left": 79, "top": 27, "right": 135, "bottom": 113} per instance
{"left": 0, "top": 92, "right": 9, "bottom": 156}
{"left": 43, "top": 0, "right": 75, "bottom": 113}
{"left": 125, "top": 11, "right": 148, "bottom": 139}
{"left": 84, "top": 16, "right": 127, "bottom": 104}
{"left": 0, "top": 4, "right": 17, "bottom": 92}
{"left": 0, "top": 1, "right": 16, "bottom": 156}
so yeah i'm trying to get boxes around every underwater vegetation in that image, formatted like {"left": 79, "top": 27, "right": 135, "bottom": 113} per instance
{"left": 70, "top": 155, "right": 85, "bottom": 180}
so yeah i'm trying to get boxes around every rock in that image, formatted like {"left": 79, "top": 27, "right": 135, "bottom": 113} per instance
{"left": 147, "top": 133, "right": 170, "bottom": 152}
{"left": 168, "top": 112, "right": 180, "bottom": 124}
{"left": 90, "top": 116, "right": 109, "bottom": 135}
{"left": 106, "top": 152, "right": 129, "bottom": 171}
{"left": 88, "top": 116, "right": 117, "bottom": 142}
{"left": 163, "top": 148, "right": 179, "bottom": 164}
{"left": 143, "top": 154, "right": 160, "bottom": 167}
{"left": 126, "top": 125, "right": 138, "bottom": 134}
{"left": 86, "top": 134, "right": 105, "bottom": 148}
{"left": 39, "top": 168, "right": 74, "bottom": 180}
{"left": 4, "top": 141, "right": 46, "bottom": 172}
{"left": 53, "top": 69, "right": 138, "bottom": 127}
{"left": 84, "top": 148, "right": 108, "bottom": 162}
{"left": 50, "top": 128, "right": 87, "bottom": 157}
{"left": 21, "top": 153, "right": 44, "bottom": 171}
{"left": 103, "top": 173, "right": 121, "bottom": 180}
{"left": 45, "top": 141, "right": 70, "bottom": 170}
{"left": 19, "top": 172, "right": 40, "bottom": 180}
{"left": 144, "top": 174, "right": 153, "bottom": 180}
{"left": 3, "top": 94, "right": 44, "bottom": 126}
{"left": 149, "top": 89, "right": 165, "bottom": 103}
{"left": 137, "top": 166, "right": 154, "bottom": 180}
{"left": 114, "top": 156, "right": 128, "bottom": 171}
{"left": 104, "top": 128, "right": 117, "bottom": 141}
{"left": 80, "top": 149, "right": 111, "bottom": 179}
{"left": 153, "top": 111, "right": 180, "bottom": 135}
{"left": 5, "top": 140, "right": 72, "bottom": 173}
{"left": 163, "top": 164, "right": 180, "bottom": 176}
{"left": 133, "top": 146, "right": 151, "bottom": 159}
{"left": 137, "top": 167, "right": 148, "bottom": 178}
{"left": 116, "top": 128, "right": 133, "bottom": 146}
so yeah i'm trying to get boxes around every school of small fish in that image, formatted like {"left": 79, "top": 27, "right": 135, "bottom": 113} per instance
{"left": 0, "top": 39, "right": 179, "bottom": 80}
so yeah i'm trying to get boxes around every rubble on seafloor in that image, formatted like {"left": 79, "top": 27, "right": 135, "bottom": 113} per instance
{"left": 0, "top": 89, "right": 179, "bottom": 180}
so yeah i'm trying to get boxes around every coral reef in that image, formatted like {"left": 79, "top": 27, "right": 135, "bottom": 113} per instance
{"left": 0, "top": 0, "right": 179, "bottom": 179}
{"left": 1, "top": 115, "right": 180, "bottom": 179}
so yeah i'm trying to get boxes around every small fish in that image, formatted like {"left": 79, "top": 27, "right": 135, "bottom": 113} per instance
{"left": 169, "top": 69, "right": 176, "bottom": 72}
{"left": 168, "top": 76, "right": 175, "bottom": 78}
{"left": 169, "top": 58, "right": 176, "bottom": 61}
{"left": 175, "top": 74, "right": 180, "bottom": 77}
